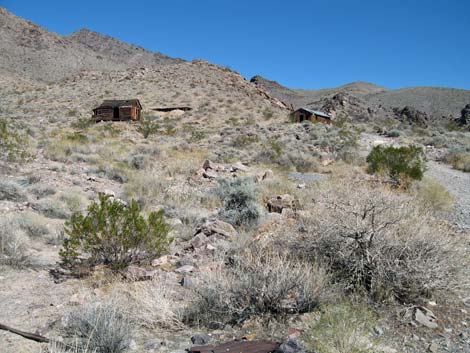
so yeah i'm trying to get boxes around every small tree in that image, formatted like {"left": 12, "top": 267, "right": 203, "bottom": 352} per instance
{"left": 366, "top": 145, "right": 425, "bottom": 186}
{"left": 60, "top": 193, "right": 172, "bottom": 270}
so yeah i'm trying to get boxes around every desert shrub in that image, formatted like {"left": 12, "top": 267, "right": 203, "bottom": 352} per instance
{"left": 296, "top": 180, "right": 461, "bottom": 302}
{"left": 366, "top": 145, "right": 425, "bottom": 186}
{"left": 306, "top": 300, "right": 379, "bottom": 353}
{"left": 0, "top": 181, "right": 27, "bottom": 202}
{"left": 415, "top": 178, "right": 453, "bottom": 213}
{"left": 0, "top": 119, "right": 32, "bottom": 163}
{"left": 60, "top": 194, "right": 172, "bottom": 270}
{"left": 15, "top": 211, "right": 50, "bottom": 237}
{"left": 122, "top": 171, "right": 167, "bottom": 207}
{"left": 231, "top": 134, "right": 259, "bottom": 148}
{"left": 60, "top": 190, "right": 90, "bottom": 213}
{"left": 65, "top": 301, "right": 131, "bottom": 353}
{"left": 29, "top": 184, "right": 57, "bottom": 198}
{"left": 216, "top": 178, "right": 260, "bottom": 230}
{"left": 66, "top": 132, "right": 89, "bottom": 143}
{"left": 184, "top": 250, "right": 327, "bottom": 326}
{"left": 70, "top": 117, "right": 93, "bottom": 129}
{"left": 126, "top": 153, "right": 149, "bottom": 170}
{"left": 262, "top": 108, "right": 274, "bottom": 120}
{"left": 287, "top": 152, "right": 319, "bottom": 172}
{"left": 0, "top": 217, "right": 29, "bottom": 266}
{"left": 386, "top": 129, "right": 400, "bottom": 138}
{"left": 33, "top": 198, "right": 70, "bottom": 219}
{"left": 444, "top": 151, "right": 470, "bottom": 172}
{"left": 137, "top": 119, "right": 159, "bottom": 138}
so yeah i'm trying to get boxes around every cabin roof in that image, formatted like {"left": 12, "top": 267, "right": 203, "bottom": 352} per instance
{"left": 297, "top": 107, "right": 331, "bottom": 119}
{"left": 93, "top": 99, "right": 142, "bottom": 110}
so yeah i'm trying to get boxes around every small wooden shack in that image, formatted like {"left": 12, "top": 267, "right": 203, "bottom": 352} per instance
{"left": 291, "top": 108, "right": 332, "bottom": 125}
{"left": 92, "top": 99, "right": 142, "bottom": 122}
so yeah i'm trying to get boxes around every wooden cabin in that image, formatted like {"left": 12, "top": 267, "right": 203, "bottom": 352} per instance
{"left": 92, "top": 99, "right": 142, "bottom": 122}
{"left": 291, "top": 108, "right": 332, "bottom": 125}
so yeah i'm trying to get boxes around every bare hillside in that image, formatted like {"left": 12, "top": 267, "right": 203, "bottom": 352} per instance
{"left": 0, "top": 7, "right": 181, "bottom": 82}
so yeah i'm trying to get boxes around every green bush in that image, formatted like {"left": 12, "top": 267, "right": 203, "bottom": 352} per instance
{"left": 444, "top": 151, "right": 470, "bottom": 172}
{"left": 137, "top": 119, "right": 159, "bottom": 138}
{"left": 366, "top": 145, "right": 425, "bottom": 186}
{"left": 60, "top": 193, "right": 172, "bottom": 270}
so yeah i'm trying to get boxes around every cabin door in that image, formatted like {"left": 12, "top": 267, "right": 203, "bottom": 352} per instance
{"left": 113, "top": 107, "right": 119, "bottom": 120}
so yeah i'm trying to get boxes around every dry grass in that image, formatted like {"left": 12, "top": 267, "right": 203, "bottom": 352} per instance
{"left": 184, "top": 246, "right": 329, "bottom": 327}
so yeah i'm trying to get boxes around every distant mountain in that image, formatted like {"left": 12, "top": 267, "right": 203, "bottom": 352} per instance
{"left": 0, "top": 7, "right": 182, "bottom": 82}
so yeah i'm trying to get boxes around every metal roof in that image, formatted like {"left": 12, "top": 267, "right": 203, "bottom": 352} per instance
{"left": 297, "top": 107, "right": 331, "bottom": 119}
{"left": 93, "top": 99, "right": 142, "bottom": 110}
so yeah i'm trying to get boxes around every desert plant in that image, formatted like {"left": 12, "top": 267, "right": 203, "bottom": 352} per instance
{"left": 306, "top": 300, "right": 379, "bottom": 353}
{"left": 216, "top": 178, "right": 260, "bottom": 230}
{"left": 366, "top": 145, "right": 426, "bottom": 186}
{"left": 0, "top": 217, "right": 29, "bottom": 266}
{"left": 296, "top": 180, "right": 462, "bottom": 302}
{"left": 415, "top": 178, "right": 454, "bottom": 213}
{"left": 0, "top": 119, "right": 32, "bottom": 163}
{"left": 137, "top": 119, "right": 159, "bottom": 138}
{"left": 444, "top": 151, "right": 470, "bottom": 172}
{"left": 65, "top": 300, "right": 131, "bottom": 353}
{"left": 0, "top": 181, "right": 27, "bottom": 202}
{"left": 184, "top": 249, "right": 327, "bottom": 326}
{"left": 60, "top": 193, "right": 172, "bottom": 270}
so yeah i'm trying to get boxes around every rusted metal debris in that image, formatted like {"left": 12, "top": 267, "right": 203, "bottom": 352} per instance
{"left": 189, "top": 339, "right": 281, "bottom": 353}
{"left": 0, "top": 323, "right": 50, "bottom": 343}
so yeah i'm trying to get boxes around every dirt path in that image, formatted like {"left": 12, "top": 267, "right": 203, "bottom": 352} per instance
{"left": 426, "top": 160, "right": 470, "bottom": 231}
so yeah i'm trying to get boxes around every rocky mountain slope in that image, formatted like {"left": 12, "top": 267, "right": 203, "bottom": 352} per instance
{"left": 0, "top": 7, "right": 181, "bottom": 82}
{"left": 251, "top": 75, "right": 470, "bottom": 120}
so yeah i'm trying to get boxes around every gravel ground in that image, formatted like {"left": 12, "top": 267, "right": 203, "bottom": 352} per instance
{"left": 426, "top": 160, "right": 470, "bottom": 231}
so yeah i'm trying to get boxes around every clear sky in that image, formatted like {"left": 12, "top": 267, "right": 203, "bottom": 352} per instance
{"left": 2, "top": 0, "right": 469, "bottom": 90}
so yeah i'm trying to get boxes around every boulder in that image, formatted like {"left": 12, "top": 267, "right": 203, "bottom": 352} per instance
{"left": 191, "top": 334, "right": 213, "bottom": 345}
{"left": 267, "top": 194, "right": 300, "bottom": 213}
{"left": 203, "top": 169, "right": 218, "bottom": 179}
{"left": 202, "top": 160, "right": 225, "bottom": 172}
{"left": 231, "top": 162, "right": 250, "bottom": 172}
{"left": 413, "top": 306, "right": 438, "bottom": 329}
{"left": 195, "top": 219, "right": 237, "bottom": 238}
{"left": 190, "top": 232, "right": 209, "bottom": 249}
{"left": 175, "top": 265, "right": 195, "bottom": 274}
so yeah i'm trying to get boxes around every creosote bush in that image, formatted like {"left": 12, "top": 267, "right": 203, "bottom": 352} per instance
{"left": 60, "top": 193, "right": 172, "bottom": 270}
{"left": 366, "top": 145, "right": 425, "bottom": 187}
{"left": 216, "top": 178, "right": 260, "bottom": 230}
{"left": 184, "top": 249, "right": 328, "bottom": 326}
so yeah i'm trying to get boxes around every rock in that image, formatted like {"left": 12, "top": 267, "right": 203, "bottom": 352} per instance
{"left": 428, "top": 342, "right": 439, "bottom": 352}
{"left": 181, "top": 276, "right": 195, "bottom": 288}
{"left": 191, "top": 334, "right": 213, "bottom": 345}
{"left": 203, "top": 169, "right": 218, "bottom": 179}
{"left": 125, "top": 266, "right": 157, "bottom": 281}
{"left": 203, "top": 160, "right": 225, "bottom": 172}
{"left": 274, "top": 338, "right": 307, "bottom": 353}
{"left": 195, "top": 219, "right": 237, "bottom": 238}
{"left": 167, "top": 218, "right": 183, "bottom": 227}
{"left": 414, "top": 306, "right": 438, "bottom": 329}
{"left": 145, "top": 339, "right": 164, "bottom": 351}
{"left": 101, "top": 189, "right": 115, "bottom": 197}
{"left": 253, "top": 169, "right": 273, "bottom": 183}
{"left": 463, "top": 297, "right": 470, "bottom": 307}
{"left": 427, "top": 301, "right": 437, "bottom": 307}
{"left": 175, "top": 265, "right": 195, "bottom": 274}
{"left": 374, "top": 326, "right": 384, "bottom": 336}
{"left": 206, "top": 244, "right": 216, "bottom": 251}
{"left": 69, "top": 293, "right": 87, "bottom": 306}
{"left": 297, "top": 183, "right": 306, "bottom": 189}
{"left": 190, "top": 232, "right": 209, "bottom": 249}
{"left": 393, "top": 106, "right": 429, "bottom": 128}
{"left": 267, "top": 194, "right": 300, "bottom": 213}
{"left": 152, "top": 255, "right": 178, "bottom": 267}
{"left": 231, "top": 162, "right": 250, "bottom": 172}
{"left": 456, "top": 104, "right": 470, "bottom": 126}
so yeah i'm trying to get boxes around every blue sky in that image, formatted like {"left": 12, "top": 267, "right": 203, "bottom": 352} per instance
{"left": 2, "top": 0, "right": 469, "bottom": 89}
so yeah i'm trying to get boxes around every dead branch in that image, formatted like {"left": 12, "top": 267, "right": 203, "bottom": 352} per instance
{"left": 0, "top": 323, "right": 50, "bottom": 343}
